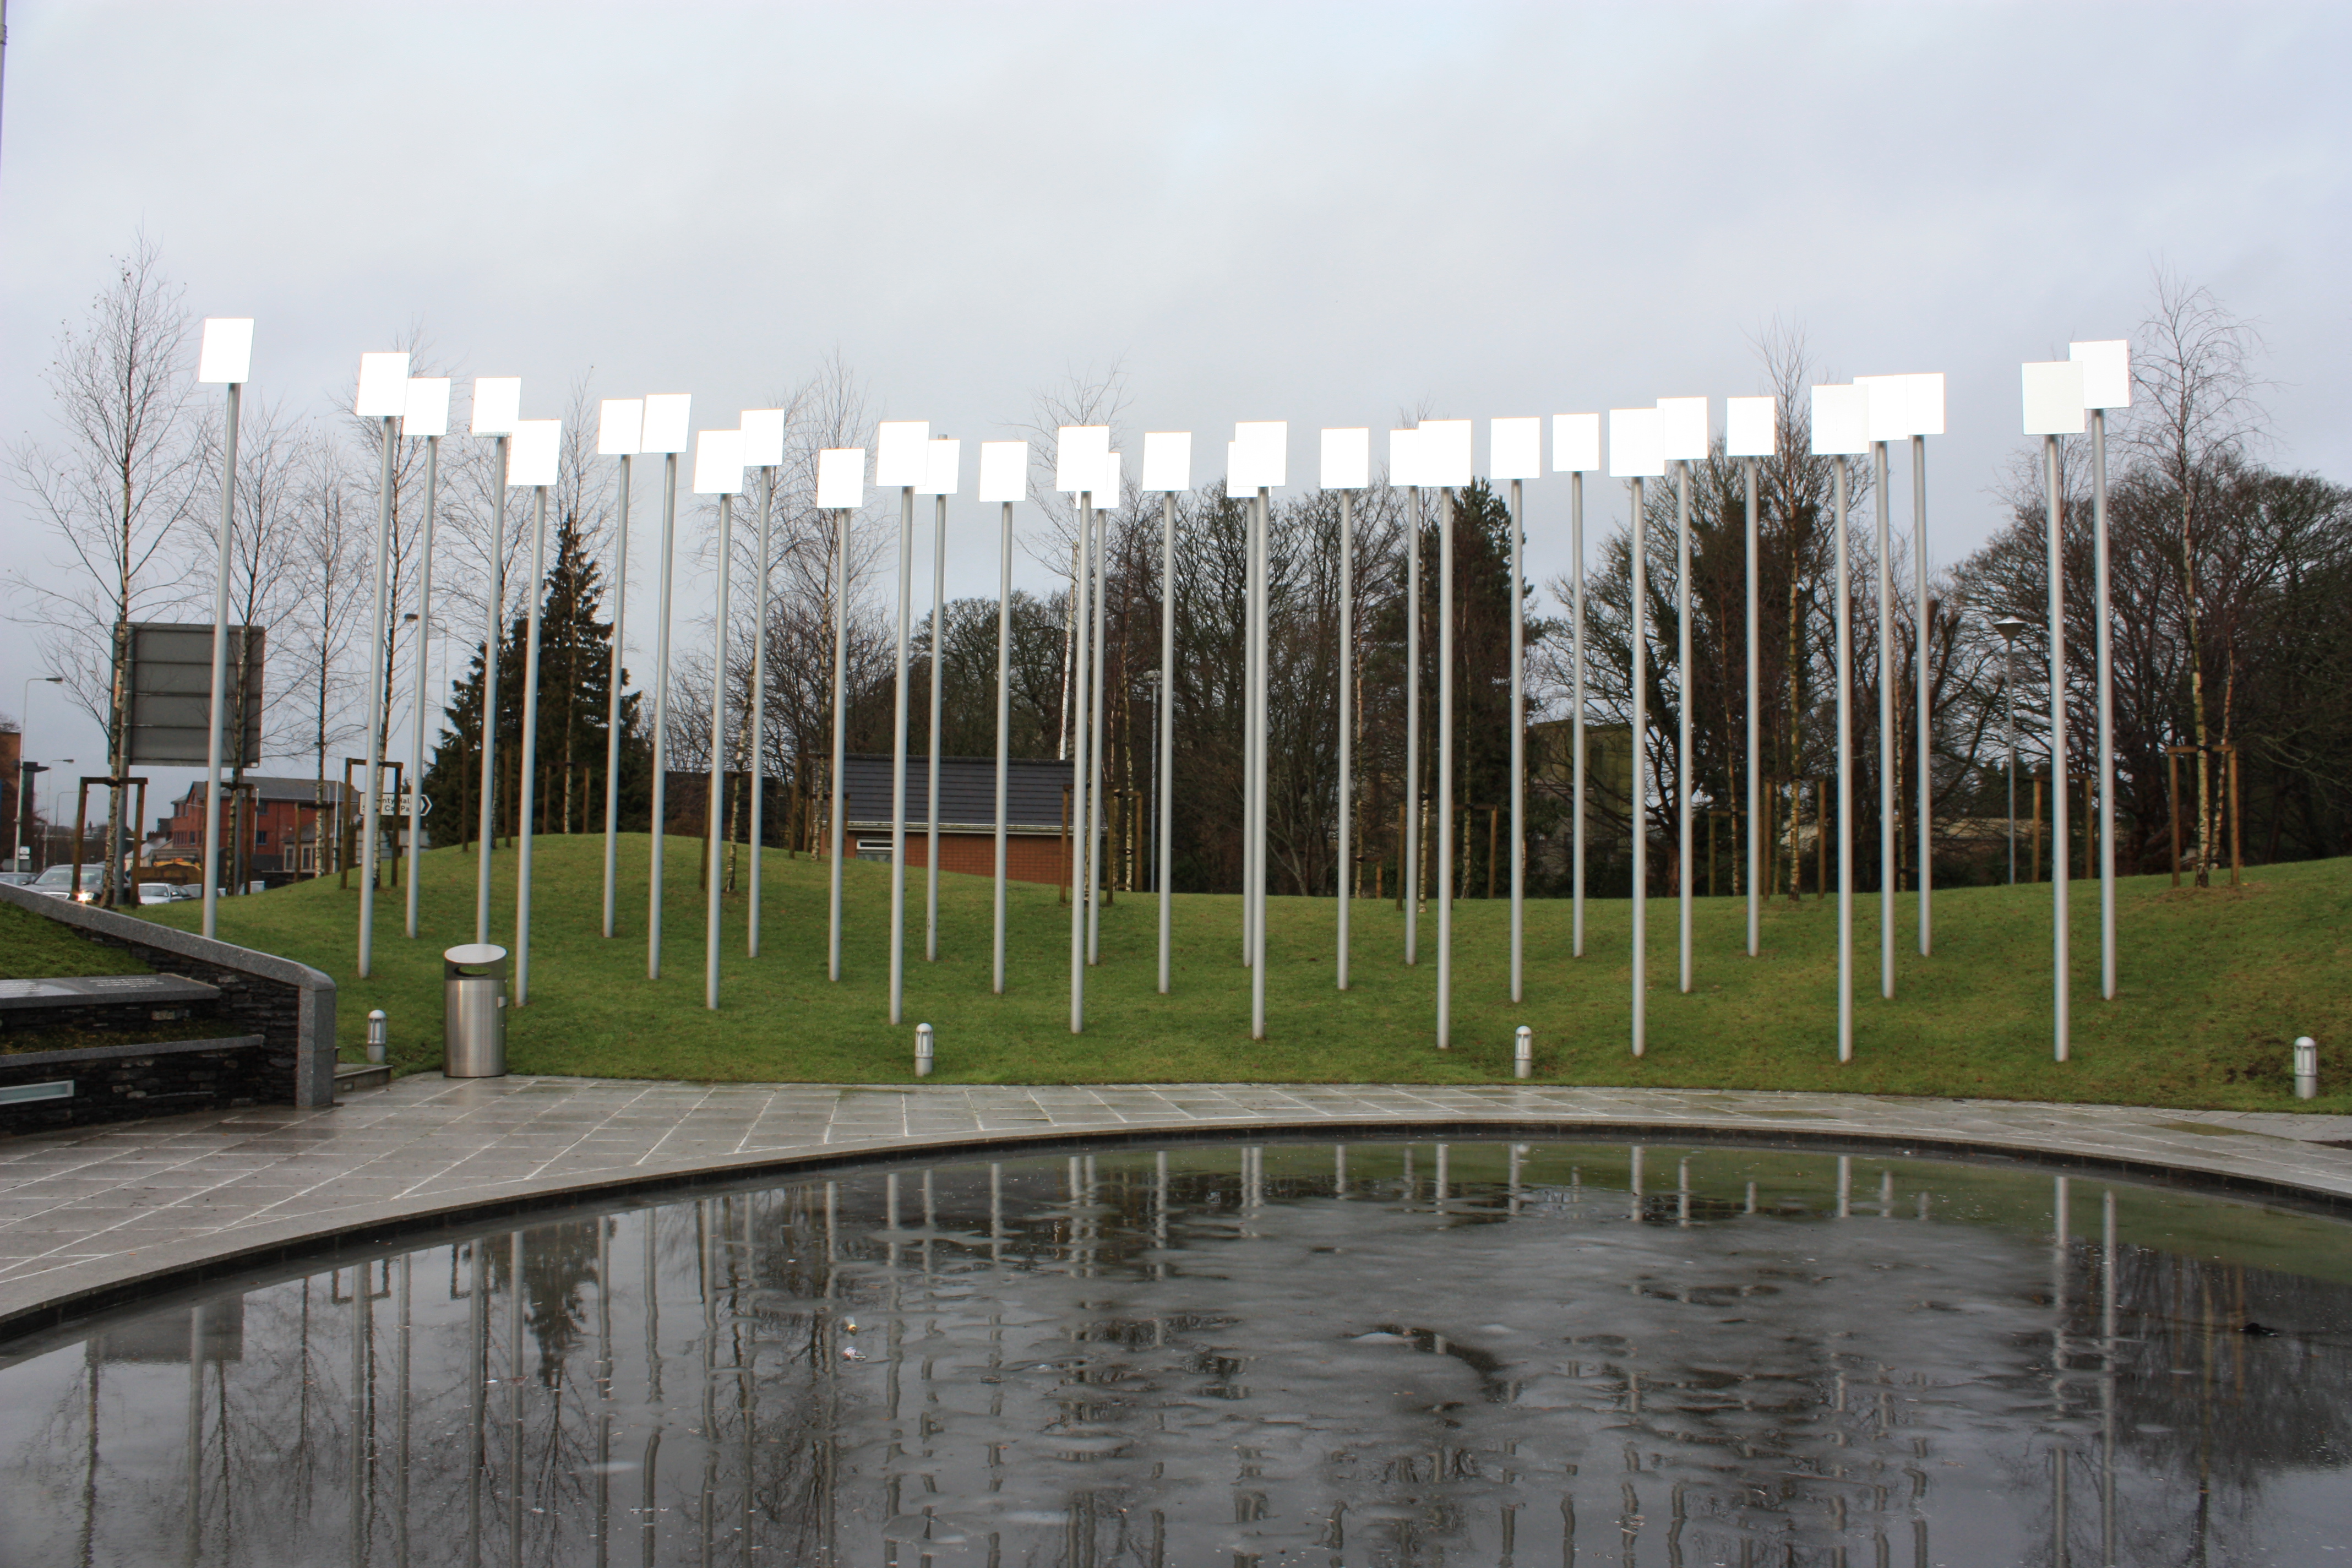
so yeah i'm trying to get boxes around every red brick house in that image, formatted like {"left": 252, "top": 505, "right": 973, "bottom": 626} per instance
{"left": 160, "top": 777, "right": 355, "bottom": 876}
{"left": 840, "top": 755, "right": 1075, "bottom": 885}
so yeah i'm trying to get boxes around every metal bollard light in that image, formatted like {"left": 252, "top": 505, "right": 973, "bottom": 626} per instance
{"left": 2295, "top": 1036, "right": 2318, "bottom": 1101}
{"left": 914, "top": 1023, "right": 935, "bottom": 1079}
{"left": 1513, "top": 1025, "right": 1533, "bottom": 1080}
{"left": 366, "top": 1009, "right": 388, "bottom": 1065}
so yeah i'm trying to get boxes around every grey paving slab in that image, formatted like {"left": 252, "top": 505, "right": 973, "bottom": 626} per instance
{"left": 3, "top": 1073, "right": 2351, "bottom": 1340}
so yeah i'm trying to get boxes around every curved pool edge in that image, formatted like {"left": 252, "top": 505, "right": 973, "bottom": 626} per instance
{"left": 7, "top": 1080, "right": 2352, "bottom": 1350}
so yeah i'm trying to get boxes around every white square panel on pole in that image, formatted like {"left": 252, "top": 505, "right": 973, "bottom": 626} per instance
{"left": 1141, "top": 431, "right": 1192, "bottom": 492}
{"left": 977, "top": 440, "right": 1027, "bottom": 503}
{"left": 1321, "top": 427, "right": 1370, "bottom": 491}
{"left": 2021, "top": 362, "right": 2088, "bottom": 435}
{"left": 2069, "top": 341, "right": 2131, "bottom": 410}
{"left": 355, "top": 353, "right": 412, "bottom": 417}
{"left": 1553, "top": 413, "right": 1602, "bottom": 473}
{"left": 1724, "top": 396, "right": 1776, "bottom": 457}
{"left": 403, "top": 378, "right": 452, "bottom": 438}
{"left": 816, "top": 448, "right": 866, "bottom": 509}
{"left": 917, "top": 438, "right": 961, "bottom": 497}
{"left": 1489, "top": 417, "right": 1542, "bottom": 481}
{"left": 692, "top": 428, "right": 745, "bottom": 495}
{"left": 1654, "top": 397, "right": 1709, "bottom": 462}
{"left": 597, "top": 399, "right": 644, "bottom": 456}
{"left": 197, "top": 318, "right": 254, "bottom": 385}
{"left": 1233, "top": 421, "right": 1287, "bottom": 489}
{"left": 1055, "top": 426, "right": 1111, "bottom": 493}
{"left": 740, "top": 409, "right": 786, "bottom": 468}
{"left": 1861, "top": 377, "right": 1910, "bottom": 445}
{"left": 1608, "top": 408, "right": 1665, "bottom": 478}
{"left": 1810, "top": 384, "right": 1870, "bottom": 455}
{"left": 640, "top": 394, "right": 692, "bottom": 454}
{"left": 875, "top": 421, "right": 930, "bottom": 488}
{"left": 1419, "top": 420, "right": 1472, "bottom": 487}
{"left": 509, "top": 419, "right": 563, "bottom": 487}
{"left": 1389, "top": 426, "right": 1426, "bottom": 487}
{"left": 1900, "top": 372, "right": 1947, "bottom": 435}
{"left": 471, "top": 377, "right": 522, "bottom": 437}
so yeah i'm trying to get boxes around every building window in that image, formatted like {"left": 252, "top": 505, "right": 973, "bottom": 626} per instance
{"left": 255, "top": 830, "right": 268, "bottom": 846}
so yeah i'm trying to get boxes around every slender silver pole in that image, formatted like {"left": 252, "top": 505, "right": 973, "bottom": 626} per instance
{"left": 1436, "top": 485, "right": 1455, "bottom": 1048}
{"left": 1508, "top": 477, "right": 1523, "bottom": 1003}
{"left": 406, "top": 434, "right": 438, "bottom": 940}
{"left": 1571, "top": 471, "right": 1586, "bottom": 959}
{"left": 475, "top": 435, "right": 509, "bottom": 947}
{"left": 1744, "top": 455, "right": 1759, "bottom": 958}
{"left": 2092, "top": 410, "right": 2114, "bottom": 999}
{"left": 748, "top": 466, "right": 771, "bottom": 957}
{"left": 1404, "top": 484, "right": 1420, "bottom": 967}
{"left": 827, "top": 507, "right": 848, "bottom": 982}
{"left": 1087, "top": 494, "right": 1108, "bottom": 966}
{"left": 1835, "top": 456, "right": 1854, "bottom": 1062}
{"left": 645, "top": 451, "right": 678, "bottom": 976}
{"left": 1675, "top": 459, "right": 1692, "bottom": 995}
{"left": 200, "top": 382, "right": 239, "bottom": 940}
{"left": 1875, "top": 439, "right": 1896, "bottom": 1000}
{"left": 1336, "top": 488, "right": 1352, "bottom": 993}
{"left": 994, "top": 499, "right": 1012, "bottom": 995}
{"left": 1914, "top": 434, "right": 1932, "bottom": 956}
{"left": 926, "top": 492, "right": 945, "bottom": 962}
{"left": 2007, "top": 637, "right": 2018, "bottom": 884}
{"left": 1250, "top": 488, "right": 1268, "bottom": 1036}
{"left": 2047, "top": 434, "right": 2070, "bottom": 1061}
{"left": 1159, "top": 492, "right": 1176, "bottom": 993}
{"left": 360, "top": 413, "right": 396, "bottom": 977}
{"left": 514, "top": 485, "right": 549, "bottom": 1006}
{"left": 1629, "top": 477, "right": 1647, "bottom": 1056}
{"left": 1069, "top": 495, "right": 1093, "bottom": 1032}
{"left": 1242, "top": 487, "right": 1259, "bottom": 970}
{"left": 601, "top": 454, "right": 630, "bottom": 939}
{"left": 705, "top": 491, "right": 732, "bottom": 1011}
{"left": 889, "top": 485, "right": 913, "bottom": 1024}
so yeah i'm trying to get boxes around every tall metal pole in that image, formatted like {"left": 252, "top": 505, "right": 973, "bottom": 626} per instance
{"left": 1629, "top": 477, "right": 1647, "bottom": 1056}
{"left": 705, "top": 492, "right": 732, "bottom": 1011}
{"left": 1249, "top": 488, "right": 1268, "bottom": 1038}
{"left": 514, "top": 486, "right": 549, "bottom": 1006}
{"left": 1404, "top": 484, "right": 1421, "bottom": 966}
{"left": 645, "top": 451, "right": 678, "bottom": 974}
{"left": 200, "top": 382, "right": 241, "bottom": 940}
{"left": 1507, "top": 477, "right": 1523, "bottom": 1003}
{"left": 476, "top": 435, "right": 509, "bottom": 946}
{"left": 1571, "top": 472, "right": 1586, "bottom": 959}
{"left": 1159, "top": 491, "right": 1176, "bottom": 994}
{"left": 405, "top": 434, "right": 438, "bottom": 940}
{"left": 889, "top": 484, "right": 913, "bottom": 1024}
{"left": 2092, "top": 410, "right": 2115, "bottom": 998}
{"left": 1675, "top": 460, "right": 1693, "bottom": 994}
{"left": 1834, "top": 455, "right": 1854, "bottom": 1061}
{"left": 1915, "top": 434, "right": 1932, "bottom": 955}
{"left": 1068, "top": 495, "right": 1093, "bottom": 1032}
{"left": 748, "top": 466, "right": 772, "bottom": 957}
{"left": 827, "top": 507, "right": 848, "bottom": 982}
{"left": 1243, "top": 487, "right": 1260, "bottom": 971}
{"left": 2046, "top": 434, "right": 2071, "bottom": 1061}
{"left": 925, "top": 491, "right": 945, "bottom": 963}
{"left": 1744, "top": 455, "right": 1759, "bottom": 957}
{"left": 360, "top": 413, "right": 397, "bottom": 977}
{"left": 601, "top": 454, "right": 630, "bottom": 939}
{"left": 994, "top": 498, "right": 1012, "bottom": 995}
{"left": 1336, "top": 488, "right": 1353, "bottom": 993}
{"left": 1875, "top": 439, "right": 1896, "bottom": 1000}
{"left": 1087, "top": 495, "right": 1109, "bottom": 967}
{"left": 1436, "top": 485, "right": 1455, "bottom": 1048}
{"left": 2005, "top": 631, "right": 2019, "bottom": 884}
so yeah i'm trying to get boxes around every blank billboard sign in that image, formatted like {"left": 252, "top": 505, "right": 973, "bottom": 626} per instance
{"left": 122, "top": 623, "right": 264, "bottom": 767}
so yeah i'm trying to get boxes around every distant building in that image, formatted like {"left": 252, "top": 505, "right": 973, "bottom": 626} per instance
{"left": 840, "top": 755, "right": 1076, "bottom": 885}
{"left": 160, "top": 777, "right": 355, "bottom": 876}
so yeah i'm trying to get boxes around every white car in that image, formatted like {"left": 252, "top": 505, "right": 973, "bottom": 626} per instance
{"left": 26, "top": 864, "right": 109, "bottom": 901}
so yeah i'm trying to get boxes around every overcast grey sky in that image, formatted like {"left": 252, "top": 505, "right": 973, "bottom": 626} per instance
{"left": 5, "top": 1, "right": 2349, "bottom": 783}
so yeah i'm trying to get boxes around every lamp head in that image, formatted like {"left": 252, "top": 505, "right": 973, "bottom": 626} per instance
{"left": 1991, "top": 614, "right": 2031, "bottom": 643}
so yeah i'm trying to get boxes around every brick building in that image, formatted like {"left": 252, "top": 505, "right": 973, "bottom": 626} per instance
{"left": 160, "top": 777, "right": 355, "bottom": 876}
{"left": 840, "top": 755, "right": 1075, "bottom": 885}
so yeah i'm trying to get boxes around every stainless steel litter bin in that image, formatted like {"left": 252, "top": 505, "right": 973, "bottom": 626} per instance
{"left": 443, "top": 944, "right": 508, "bottom": 1077}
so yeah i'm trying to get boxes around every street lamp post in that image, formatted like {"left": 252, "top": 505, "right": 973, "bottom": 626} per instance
{"left": 194, "top": 317, "right": 254, "bottom": 939}
{"left": 9, "top": 677, "right": 62, "bottom": 873}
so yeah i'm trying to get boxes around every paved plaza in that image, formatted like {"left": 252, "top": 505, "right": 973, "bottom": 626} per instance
{"left": 5, "top": 1075, "right": 2351, "bottom": 1339}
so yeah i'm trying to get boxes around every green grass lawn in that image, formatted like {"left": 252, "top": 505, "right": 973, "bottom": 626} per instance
{"left": 126, "top": 833, "right": 2352, "bottom": 1110}
{"left": 0, "top": 897, "right": 150, "bottom": 979}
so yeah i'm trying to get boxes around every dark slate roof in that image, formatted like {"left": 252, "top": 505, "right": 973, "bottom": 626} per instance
{"left": 842, "top": 755, "right": 1074, "bottom": 831}
{"left": 172, "top": 776, "right": 355, "bottom": 807}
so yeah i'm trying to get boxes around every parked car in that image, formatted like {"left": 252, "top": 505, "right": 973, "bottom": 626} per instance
{"left": 0, "top": 870, "right": 34, "bottom": 887}
{"left": 135, "top": 883, "right": 184, "bottom": 905}
{"left": 26, "top": 864, "right": 109, "bottom": 901}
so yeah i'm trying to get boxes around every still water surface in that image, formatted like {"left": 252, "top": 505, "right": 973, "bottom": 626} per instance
{"left": 3, "top": 1138, "right": 2350, "bottom": 1566}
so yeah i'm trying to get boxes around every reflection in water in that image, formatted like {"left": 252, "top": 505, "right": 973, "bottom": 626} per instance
{"left": 3, "top": 1140, "right": 2350, "bottom": 1565}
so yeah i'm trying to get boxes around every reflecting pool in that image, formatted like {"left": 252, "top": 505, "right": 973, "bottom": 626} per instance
{"left": 4, "top": 1138, "right": 2350, "bottom": 1565}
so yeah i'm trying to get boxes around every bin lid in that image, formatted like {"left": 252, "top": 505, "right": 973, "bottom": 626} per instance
{"left": 443, "top": 943, "right": 508, "bottom": 966}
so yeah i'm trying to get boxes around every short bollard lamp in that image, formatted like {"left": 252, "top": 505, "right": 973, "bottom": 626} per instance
{"left": 366, "top": 1009, "right": 388, "bottom": 1065}
{"left": 914, "top": 1023, "right": 935, "bottom": 1079}
{"left": 2295, "top": 1037, "right": 2319, "bottom": 1101}
{"left": 1514, "top": 1026, "right": 1534, "bottom": 1080}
